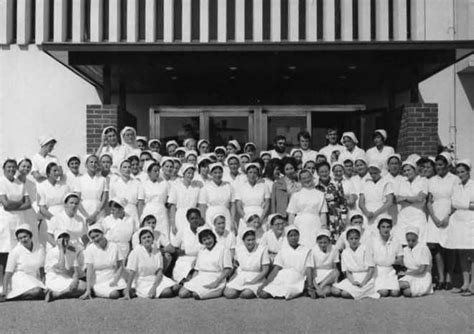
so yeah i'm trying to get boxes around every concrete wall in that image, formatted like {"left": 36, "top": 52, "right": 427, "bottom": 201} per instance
{"left": 0, "top": 45, "right": 101, "bottom": 164}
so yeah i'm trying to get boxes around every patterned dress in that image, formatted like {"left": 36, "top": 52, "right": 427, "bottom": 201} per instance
{"left": 316, "top": 179, "right": 348, "bottom": 243}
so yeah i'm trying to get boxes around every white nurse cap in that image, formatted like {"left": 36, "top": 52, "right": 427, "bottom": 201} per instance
{"left": 405, "top": 226, "right": 419, "bottom": 237}
{"left": 197, "top": 139, "right": 210, "bottom": 148}
{"left": 54, "top": 230, "right": 70, "bottom": 240}
{"left": 209, "top": 163, "right": 224, "bottom": 173}
{"left": 178, "top": 163, "right": 196, "bottom": 177}
{"left": 108, "top": 197, "right": 127, "bottom": 208}
{"left": 166, "top": 140, "right": 179, "bottom": 149}
{"left": 38, "top": 135, "right": 56, "bottom": 147}
{"left": 88, "top": 224, "right": 104, "bottom": 235}
{"left": 374, "top": 129, "right": 388, "bottom": 141}
{"left": 244, "top": 163, "right": 260, "bottom": 173}
{"left": 455, "top": 159, "right": 471, "bottom": 170}
{"left": 228, "top": 140, "right": 241, "bottom": 152}
{"left": 225, "top": 154, "right": 239, "bottom": 166}
{"left": 259, "top": 151, "right": 271, "bottom": 158}
{"left": 148, "top": 139, "right": 161, "bottom": 147}
{"left": 340, "top": 132, "right": 358, "bottom": 145}
{"left": 241, "top": 227, "right": 257, "bottom": 240}
{"left": 185, "top": 150, "right": 198, "bottom": 159}
{"left": 316, "top": 229, "right": 331, "bottom": 240}
{"left": 285, "top": 225, "right": 299, "bottom": 236}
{"left": 214, "top": 146, "right": 226, "bottom": 154}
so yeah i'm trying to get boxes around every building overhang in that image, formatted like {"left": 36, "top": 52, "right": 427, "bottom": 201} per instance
{"left": 42, "top": 41, "right": 474, "bottom": 96}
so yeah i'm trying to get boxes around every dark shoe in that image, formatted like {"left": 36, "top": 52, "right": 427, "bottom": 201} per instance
{"left": 451, "top": 287, "right": 467, "bottom": 294}
{"left": 461, "top": 290, "right": 474, "bottom": 297}
{"left": 444, "top": 282, "right": 453, "bottom": 290}
{"left": 434, "top": 282, "right": 443, "bottom": 290}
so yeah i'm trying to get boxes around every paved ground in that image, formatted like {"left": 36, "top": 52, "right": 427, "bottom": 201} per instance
{"left": 0, "top": 291, "right": 472, "bottom": 333}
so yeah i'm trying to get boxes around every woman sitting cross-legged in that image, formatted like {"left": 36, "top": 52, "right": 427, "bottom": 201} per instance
{"left": 258, "top": 225, "right": 312, "bottom": 300}
{"left": 1, "top": 225, "right": 46, "bottom": 301}
{"left": 125, "top": 227, "right": 179, "bottom": 299}
{"left": 44, "top": 230, "right": 86, "bottom": 302}
{"left": 398, "top": 226, "right": 433, "bottom": 297}
{"left": 332, "top": 226, "right": 380, "bottom": 300}
{"left": 80, "top": 225, "right": 127, "bottom": 300}
{"left": 223, "top": 227, "right": 270, "bottom": 299}
{"left": 178, "top": 225, "right": 233, "bottom": 300}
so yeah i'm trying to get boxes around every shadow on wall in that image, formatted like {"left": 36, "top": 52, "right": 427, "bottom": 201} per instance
{"left": 459, "top": 73, "right": 474, "bottom": 110}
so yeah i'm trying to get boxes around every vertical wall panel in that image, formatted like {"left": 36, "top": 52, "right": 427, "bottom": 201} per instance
{"left": 35, "top": 0, "right": 50, "bottom": 43}
{"left": 200, "top": 0, "right": 209, "bottom": 42}
{"left": 340, "top": 0, "right": 352, "bottom": 41}
{"left": 54, "top": 0, "right": 68, "bottom": 42}
{"left": 163, "top": 0, "right": 174, "bottom": 41}
{"left": 375, "top": 0, "right": 389, "bottom": 40}
{"left": 392, "top": 0, "right": 407, "bottom": 41}
{"left": 0, "top": 0, "right": 14, "bottom": 44}
{"left": 217, "top": 0, "right": 226, "bottom": 42}
{"left": 90, "top": 0, "right": 103, "bottom": 42}
{"left": 358, "top": 0, "right": 370, "bottom": 40}
{"left": 17, "top": 0, "right": 33, "bottom": 44}
{"left": 322, "top": 0, "right": 334, "bottom": 41}
{"left": 235, "top": 0, "right": 245, "bottom": 41}
{"left": 108, "top": 0, "right": 121, "bottom": 41}
{"left": 145, "top": 0, "right": 156, "bottom": 42}
{"left": 288, "top": 0, "right": 298, "bottom": 41}
{"left": 270, "top": 0, "right": 280, "bottom": 41}
{"left": 127, "top": 0, "right": 138, "bottom": 41}
{"left": 305, "top": 0, "right": 317, "bottom": 41}
{"left": 182, "top": 0, "right": 191, "bottom": 41}
{"left": 71, "top": 0, "right": 85, "bottom": 42}
{"left": 410, "top": 0, "right": 425, "bottom": 40}
{"left": 253, "top": 0, "right": 263, "bottom": 41}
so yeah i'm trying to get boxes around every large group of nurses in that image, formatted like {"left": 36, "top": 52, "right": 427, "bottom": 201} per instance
{"left": 0, "top": 126, "right": 473, "bottom": 303}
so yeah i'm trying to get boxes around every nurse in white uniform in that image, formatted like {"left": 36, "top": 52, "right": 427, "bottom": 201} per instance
{"left": 96, "top": 126, "right": 126, "bottom": 172}
{"left": 63, "top": 155, "right": 82, "bottom": 189}
{"left": 80, "top": 225, "right": 126, "bottom": 300}
{"left": 31, "top": 135, "right": 59, "bottom": 183}
{"left": 333, "top": 226, "right": 380, "bottom": 300}
{"left": 37, "top": 162, "right": 71, "bottom": 246}
{"left": 235, "top": 163, "right": 270, "bottom": 234}
{"left": 125, "top": 227, "right": 178, "bottom": 299}
{"left": 399, "top": 226, "right": 433, "bottom": 297}
{"left": 365, "top": 130, "right": 395, "bottom": 174}
{"left": 444, "top": 160, "right": 474, "bottom": 295}
{"left": 120, "top": 126, "right": 141, "bottom": 158}
{"left": 339, "top": 132, "right": 366, "bottom": 163}
{"left": 1, "top": 225, "right": 46, "bottom": 301}
{"left": 287, "top": 169, "right": 328, "bottom": 248}
{"left": 194, "top": 156, "right": 211, "bottom": 187}
{"left": 199, "top": 163, "right": 235, "bottom": 232}
{"left": 44, "top": 230, "right": 86, "bottom": 302}
{"left": 370, "top": 217, "right": 403, "bottom": 297}
{"left": 260, "top": 214, "right": 287, "bottom": 262}
{"left": 179, "top": 225, "right": 233, "bottom": 300}
{"left": 426, "top": 153, "right": 459, "bottom": 290}
{"left": 47, "top": 193, "right": 87, "bottom": 257}
{"left": 259, "top": 226, "right": 311, "bottom": 300}
{"left": 0, "top": 159, "right": 32, "bottom": 279}
{"left": 169, "top": 163, "right": 201, "bottom": 234}
{"left": 75, "top": 154, "right": 108, "bottom": 225}
{"left": 224, "top": 227, "right": 270, "bottom": 299}
{"left": 306, "top": 229, "right": 340, "bottom": 298}
{"left": 385, "top": 154, "right": 404, "bottom": 225}
{"left": 109, "top": 159, "right": 142, "bottom": 224}
{"left": 137, "top": 161, "right": 170, "bottom": 240}
{"left": 102, "top": 198, "right": 137, "bottom": 257}
{"left": 168, "top": 208, "right": 204, "bottom": 283}
{"left": 359, "top": 162, "right": 394, "bottom": 239}
{"left": 395, "top": 160, "right": 428, "bottom": 245}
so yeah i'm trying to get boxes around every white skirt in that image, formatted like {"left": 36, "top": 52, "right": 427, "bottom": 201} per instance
{"left": 314, "top": 268, "right": 335, "bottom": 285}
{"left": 374, "top": 265, "right": 400, "bottom": 291}
{"left": 0, "top": 211, "right": 19, "bottom": 253}
{"left": 294, "top": 213, "right": 321, "bottom": 248}
{"left": 134, "top": 275, "right": 176, "bottom": 298}
{"left": 7, "top": 271, "right": 45, "bottom": 299}
{"left": 175, "top": 207, "right": 191, "bottom": 233}
{"left": 426, "top": 200, "right": 450, "bottom": 244}
{"left": 183, "top": 271, "right": 226, "bottom": 298}
{"left": 92, "top": 268, "right": 127, "bottom": 298}
{"left": 263, "top": 268, "right": 305, "bottom": 299}
{"left": 226, "top": 269, "right": 263, "bottom": 294}
{"left": 142, "top": 203, "right": 169, "bottom": 237}
{"left": 334, "top": 272, "right": 380, "bottom": 300}
{"left": 399, "top": 272, "right": 433, "bottom": 297}
{"left": 45, "top": 272, "right": 74, "bottom": 292}
{"left": 442, "top": 212, "right": 474, "bottom": 249}
{"left": 173, "top": 255, "right": 196, "bottom": 283}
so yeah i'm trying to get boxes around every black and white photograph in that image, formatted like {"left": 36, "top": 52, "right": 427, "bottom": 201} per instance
{"left": 0, "top": 0, "right": 473, "bottom": 332}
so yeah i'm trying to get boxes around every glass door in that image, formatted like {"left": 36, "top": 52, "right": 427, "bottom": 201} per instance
{"left": 149, "top": 108, "right": 201, "bottom": 144}
{"left": 205, "top": 109, "right": 255, "bottom": 147}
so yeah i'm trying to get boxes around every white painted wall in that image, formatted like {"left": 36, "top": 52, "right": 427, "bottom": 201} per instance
{"left": 0, "top": 45, "right": 101, "bottom": 165}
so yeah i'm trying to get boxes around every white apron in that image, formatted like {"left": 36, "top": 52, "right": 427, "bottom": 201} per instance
{"left": 294, "top": 213, "right": 321, "bottom": 248}
{"left": 263, "top": 268, "right": 305, "bottom": 299}
{"left": 134, "top": 275, "right": 176, "bottom": 298}
{"left": 334, "top": 272, "right": 379, "bottom": 300}
{"left": 92, "top": 268, "right": 127, "bottom": 298}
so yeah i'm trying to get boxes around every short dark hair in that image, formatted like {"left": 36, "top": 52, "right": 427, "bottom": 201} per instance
{"left": 377, "top": 218, "right": 393, "bottom": 229}
{"left": 280, "top": 157, "right": 297, "bottom": 171}
{"left": 346, "top": 229, "right": 361, "bottom": 240}
{"left": 316, "top": 161, "right": 330, "bottom": 173}
{"left": 297, "top": 131, "right": 311, "bottom": 141}
{"left": 128, "top": 155, "right": 139, "bottom": 163}
{"left": 198, "top": 229, "right": 217, "bottom": 244}
{"left": 274, "top": 135, "right": 286, "bottom": 143}
{"left": 242, "top": 229, "right": 256, "bottom": 240}
{"left": 263, "top": 159, "right": 281, "bottom": 181}
{"left": 46, "top": 162, "right": 58, "bottom": 176}
{"left": 186, "top": 208, "right": 201, "bottom": 220}
{"left": 2, "top": 158, "right": 17, "bottom": 169}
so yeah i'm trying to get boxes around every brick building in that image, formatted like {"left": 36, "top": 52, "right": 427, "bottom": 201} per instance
{"left": 1, "top": 0, "right": 474, "bottom": 162}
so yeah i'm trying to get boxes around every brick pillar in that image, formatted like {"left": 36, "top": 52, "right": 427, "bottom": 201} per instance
{"left": 396, "top": 103, "right": 439, "bottom": 159}
{"left": 86, "top": 104, "right": 119, "bottom": 153}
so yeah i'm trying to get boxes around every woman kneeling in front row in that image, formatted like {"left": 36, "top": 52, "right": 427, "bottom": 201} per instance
{"left": 125, "top": 227, "right": 179, "bottom": 299}
{"left": 179, "top": 225, "right": 233, "bottom": 300}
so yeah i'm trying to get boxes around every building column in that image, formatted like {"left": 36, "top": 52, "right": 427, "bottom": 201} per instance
{"left": 396, "top": 103, "right": 439, "bottom": 159}
{"left": 86, "top": 104, "right": 119, "bottom": 153}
